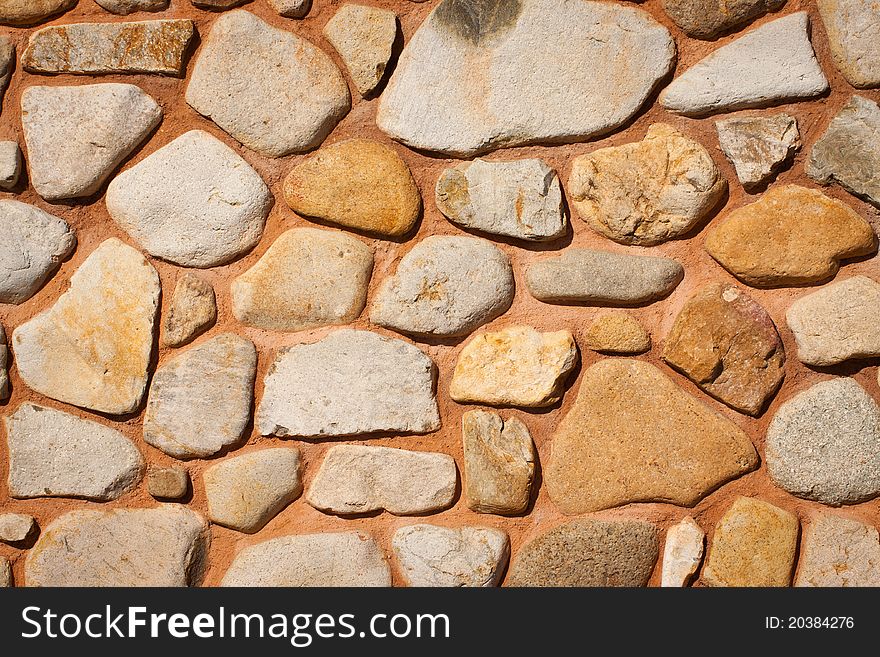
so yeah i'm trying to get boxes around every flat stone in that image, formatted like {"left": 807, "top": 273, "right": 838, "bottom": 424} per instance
{"left": 0, "top": 201, "right": 75, "bottom": 305}
{"left": 818, "top": 0, "right": 880, "bottom": 89}
{"left": 107, "top": 130, "right": 272, "bottom": 268}
{"left": 306, "top": 445, "right": 456, "bottom": 515}
{"left": 192, "top": 0, "right": 248, "bottom": 8}
{"left": 0, "top": 36, "right": 13, "bottom": 111}
{"left": 163, "top": 273, "right": 216, "bottom": 347}
{"left": 96, "top": 0, "right": 170, "bottom": 14}
{"left": 370, "top": 236, "right": 514, "bottom": 338}
{"left": 25, "top": 506, "right": 209, "bottom": 587}
{"left": 436, "top": 158, "right": 566, "bottom": 241}
{"left": 584, "top": 312, "right": 651, "bottom": 354}
{"left": 0, "top": 141, "right": 21, "bottom": 189}
{"left": 186, "top": 10, "right": 350, "bottom": 157}
{"left": 787, "top": 276, "right": 880, "bottom": 366}
{"left": 221, "top": 532, "right": 390, "bottom": 587}
{"left": 450, "top": 325, "right": 578, "bottom": 407}
{"left": 144, "top": 333, "right": 257, "bottom": 458}
{"left": 716, "top": 114, "right": 801, "bottom": 189}
{"left": 702, "top": 497, "right": 799, "bottom": 587}
{"left": 0, "top": 513, "right": 36, "bottom": 544}
{"left": 148, "top": 467, "right": 189, "bottom": 500}
{"left": 269, "top": 0, "right": 310, "bottom": 18}
{"left": 660, "top": 13, "right": 828, "bottom": 116}
{"left": 767, "top": 378, "right": 880, "bottom": 506}
{"left": 569, "top": 124, "right": 726, "bottom": 246}
{"left": 0, "top": 0, "right": 74, "bottom": 26}
{"left": 23, "top": 20, "right": 195, "bottom": 76}
{"left": 508, "top": 519, "right": 659, "bottom": 587}
{"left": 807, "top": 96, "right": 880, "bottom": 208}
{"left": 661, "top": 517, "right": 705, "bottom": 587}
{"left": 0, "top": 557, "right": 10, "bottom": 587}
{"left": 393, "top": 524, "right": 509, "bottom": 587}
{"left": 662, "top": 0, "right": 785, "bottom": 39}
{"left": 324, "top": 4, "right": 397, "bottom": 96}
{"left": 12, "top": 238, "right": 159, "bottom": 415}
{"left": 546, "top": 359, "right": 758, "bottom": 514}
{"left": 526, "top": 249, "right": 684, "bottom": 306}
{"left": 796, "top": 513, "right": 880, "bottom": 587}
{"left": 258, "top": 329, "right": 440, "bottom": 438}
{"left": 22, "top": 84, "right": 163, "bottom": 201}
{"left": 462, "top": 409, "right": 535, "bottom": 515}
{"left": 705, "top": 185, "right": 875, "bottom": 287}
{"left": 0, "top": 324, "right": 7, "bottom": 401}
{"left": 662, "top": 283, "right": 785, "bottom": 415}
{"left": 377, "top": 0, "right": 674, "bottom": 157}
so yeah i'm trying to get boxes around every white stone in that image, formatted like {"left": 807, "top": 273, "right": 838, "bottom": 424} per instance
{"left": 0, "top": 140, "right": 21, "bottom": 189}
{"left": 324, "top": 3, "right": 397, "bottom": 96}
{"left": 796, "top": 513, "right": 880, "bottom": 587}
{"left": 716, "top": 114, "right": 801, "bottom": 189}
{"left": 661, "top": 517, "right": 705, "bottom": 587}
{"left": 0, "top": 513, "right": 36, "bottom": 543}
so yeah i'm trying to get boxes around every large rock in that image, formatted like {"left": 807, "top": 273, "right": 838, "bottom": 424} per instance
{"left": 583, "top": 312, "right": 651, "bottom": 355}
{"left": 12, "top": 239, "right": 160, "bottom": 415}
{"left": 377, "top": 0, "right": 674, "bottom": 157}
{"left": 796, "top": 513, "right": 880, "bottom": 587}
{"left": 306, "top": 445, "right": 456, "bottom": 515}
{"left": 143, "top": 333, "right": 257, "bottom": 459}
{"left": 660, "top": 13, "right": 828, "bottom": 116}
{"left": 106, "top": 130, "right": 272, "bottom": 268}
{"left": 705, "top": 185, "right": 875, "bottom": 287}
{"left": 25, "top": 506, "right": 209, "bottom": 587}
{"left": 817, "top": 0, "right": 880, "bottom": 89}
{"left": 569, "top": 124, "right": 726, "bottom": 246}
{"left": 0, "top": 200, "right": 75, "bottom": 304}
{"left": 186, "top": 10, "right": 350, "bottom": 157}
{"left": 163, "top": 274, "right": 216, "bottom": 347}
{"left": 716, "top": 114, "right": 801, "bottom": 189}
{"left": 324, "top": 4, "right": 397, "bottom": 97}
{"left": 660, "top": 517, "right": 705, "bottom": 587}
{"left": 96, "top": 0, "right": 170, "bottom": 14}
{"left": 545, "top": 359, "right": 758, "bottom": 514}
{"left": 0, "top": 0, "right": 74, "bottom": 25}
{"left": 662, "top": 0, "right": 785, "bottom": 39}
{"left": 258, "top": 329, "right": 440, "bottom": 438}
{"left": 21, "top": 84, "right": 162, "bottom": 201}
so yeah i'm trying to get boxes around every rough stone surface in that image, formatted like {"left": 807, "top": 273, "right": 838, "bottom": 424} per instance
{"left": 0, "top": 140, "right": 21, "bottom": 190}
{"left": 716, "top": 114, "right": 801, "bottom": 189}
{"left": 436, "top": 158, "right": 566, "bottom": 241}
{"left": 144, "top": 333, "right": 257, "bottom": 459}
{"left": 221, "top": 532, "right": 390, "bottom": 587}
{"left": 258, "top": 329, "right": 440, "bottom": 438}
{"left": 660, "top": 13, "right": 828, "bottom": 116}
{"left": 569, "top": 124, "right": 727, "bottom": 246}
{"left": 324, "top": 4, "right": 397, "bottom": 96}
{"left": 525, "top": 249, "right": 684, "bottom": 306}
{"left": 449, "top": 326, "right": 578, "bottom": 407}
{"left": 507, "top": 519, "right": 659, "bottom": 587}
{"left": 370, "top": 236, "right": 514, "bottom": 337}
{"left": 0, "top": 557, "right": 10, "bottom": 587}
{"left": 0, "top": 323, "right": 7, "bottom": 401}
{"left": 12, "top": 238, "right": 160, "bottom": 415}
{"left": 283, "top": 138, "right": 421, "bottom": 238}
{"left": 662, "top": 283, "right": 785, "bottom": 415}
{"left": 163, "top": 273, "right": 216, "bottom": 347}
{"left": 662, "top": 0, "right": 785, "bottom": 39}
{"left": 546, "top": 359, "right": 758, "bottom": 514}
{"left": 705, "top": 185, "right": 875, "bottom": 287}
{"left": 148, "top": 467, "right": 189, "bottom": 500}
{"left": 96, "top": 0, "right": 170, "bottom": 14}
{"left": 377, "top": 0, "right": 674, "bottom": 157}
{"left": 702, "top": 497, "right": 799, "bottom": 587}
{"left": 393, "top": 524, "right": 509, "bottom": 587}
{"left": 22, "top": 84, "right": 163, "bottom": 201}
{"left": 192, "top": 0, "right": 248, "bottom": 8}
{"left": 231, "top": 228, "right": 373, "bottom": 332}
{"left": 661, "top": 517, "right": 705, "bottom": 587}
{"left": 25, "top": 506, "right": 209, "bottom": 587}
{"left": 204, "top": 448, "right": 303, "bottom": 533}
{"left": 817, "top": 0, "right": 880, "bottom": 89}
{"left": 462, "top": 410, "right": 535, "bottom": 515}
{"left": 0, "top": 36, "right": 12, "bottom": 111}
{"left": 796, "top": 513, "right": 880, "bottom": 587}
{"left": 0, "top": 513, "right": 36, "bottom": 544}
{"left": 307, "top": 445, "right": 456, "bottom": 516}
{"left": 186, "top": 10, "right": 350, "bottom": 157}
{"left": 584, "top": 312, "right": 651, "bottom": 354}
{"left": 767, "top": 378, "right": 880, "bottom": 506}
{"left": 0, "top": 0, "right": 74, "bottom": 26}
{"left": 106, "top": 130, "right": 272, "bottom": 268}
{"left": 269, "top": 0, "right": 310, "bottom": 18}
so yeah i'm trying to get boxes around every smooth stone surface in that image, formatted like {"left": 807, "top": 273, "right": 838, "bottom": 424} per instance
{"left": 569, "top": 124, "right": 726, "bottom": 246}
{"left": 0, "top": 0, "right": 74, "bottom": 25}
{"left": 796, "top": 513, "right": 880, "bottom": 587}
{"left": 377, "top": 0, "right": 674, "bottom": 157}
{"left": 186, "top": 10, "right": 350, "bottom": 157}
{"left": 0, "top": 513, "right": 36, "bottom": 544}
{"left": 258, "top": 329, "right": 440, "bottom": 438}
{"left": 269, "top": 0, "right": 310, "bottom": 18}
{"left": 0, "top": 140, "right": 21, "bottom": 189}
{"left": 25, "top": 506, "right": 209, "bottom": 587}
{"left": 107, "top": 130, "right": 272, "bottom": 268}
{"left": 817, "top": 0, "right": 880, "bottom": 89}
{"left": 716, "top": 114, "right": 801, "bottom": 189}
{"left": 660, "top": 13, "right": 828, "bottom": 116}
{"left": 508, "top": 519, "right": 659, "bottom": 587}
{"left": 12, "top": 238, "right": 160, "bottom": 415}
{"left": 702, "top": 497, "right": 799, "bottom": 587}
{"left": 705, "top": 185, "right": 875, "bottom": 287}
{"left": 231, "top": 228, "right": 373, "bottom": 332}
{"left": 22, "top": 84, "right": 162, "bottom": 201}
{"left": 546, "top": 359, "right": 758, "bottom": 514}
{"left": 450, "top": 326, "right": 578, "bottom": 407}
{"left": 324, "top": 4, "right": 397, "bottom": 96}
{"left": 0, "top": 324, "right": 7, "bottom": 401}
{"left": 144, "top": 333, "right": 257, "bottom": 459}
{"left": 204, "top": 448, "right": 303, "bottom": 533}
{"left": 163, "top": 273, "right": 216, "bottom": 347}
{"left": 148, "top": 467, "right": 189, "bottom": 500}
{"left": 525, "top": 249, "right": 684, "bottom": 305}
{"left": 307, "top": 445, "right": 456, "bottom": 515}
{"left": 584, "top": 312, "right": 651, "bottom": 354}
{"left": 661, "top": 517, "right": 705, "bottom": 587}
{"left": 96, "top": 0, "right": 170, "bottom": 14}
{"left": 5, "top": 403, "right": 144, "bottom": 501}
{"left": 662, "top": 0, "right": 784, "bottom": 39}
{"left": 221, "top": 532, "right": 391, "bottom": 587}
{"left": 393, "top": 524, "right": 509, "bottom": 587}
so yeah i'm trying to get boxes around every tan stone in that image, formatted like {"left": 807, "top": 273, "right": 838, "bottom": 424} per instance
{"left": 324, "top": 4, "right": 397, "bottom": 96}
{"left": 0, "top": 0, "right": 74, "bottom": 26}
{"left": 148, "top": 467, "right": 189, "bottom": 500}
{"left": 283, "top": 139, "right": 421, "bottom": 238}
{"left": 584, "top": 312, "right": 650, "bottom": 354}
{"left": 163, "top": 274, "right": 216, "bottom": 348}
{"left": 705, "top": 185, "right": 875, "bottom": 287}
{"left": 450, "top": 326, "right": 578, "bottom": 408}
{"left": 0, "top": 323, "right": 8, "bottom": 401}
{"left": 545, "top": 359, "right": 758, "bottom": 514}
{"left": 796, "top": 513, "right": 880, "bottom": 587}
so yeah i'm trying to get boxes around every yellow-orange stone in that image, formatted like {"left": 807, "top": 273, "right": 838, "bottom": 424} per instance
{"left": 583, "top": 312, "right": 651, "bottom": 354}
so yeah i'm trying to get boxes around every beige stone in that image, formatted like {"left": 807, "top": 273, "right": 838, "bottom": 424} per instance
{"left": 583, "top": 313, "right": 650, "bottom": 354}
{"left": 0, "top": 0, "right": 74, "bottom": 26}
{"left": 0, "top": 557, "right": 10, "bottom": 587}
{"left": 269, "top": 0, "right": 310, "bottom": 18}
{"left": 0, "top": 323, "right": 7, "bottom": 401}
{"left": 716, "top": 114, "right": 801, "bottom": 189}
{"left": 96, "top": 0, "right": 170, "bottom": 14}
{"left": 0, "top": 513, "right": 36, "bottom": 544}
{"left": 817, "top": 0, "right": 880, "bottom": 89}
{"left": 661, "top": 517, "right": 705, "bottom": 587}
{"left": 148, "top": 467, "right": 189, "bottom": 500}
{"left": 163, "top": 274, "right": 216, "bottom": 347}
{"left": 0, "top": 140, "right": 21, "bottom": 190}
{"left": 796, "top": 513, "right": 880, "bottom": 587}
{"left": 324, "top": 4, "right": 397, "bottom": 96}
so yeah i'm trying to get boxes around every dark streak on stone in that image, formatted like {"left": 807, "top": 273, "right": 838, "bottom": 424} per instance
{"left": 434, "top": 0, "right": 523, "bottom": 46}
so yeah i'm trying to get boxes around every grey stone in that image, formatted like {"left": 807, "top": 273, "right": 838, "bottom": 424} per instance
{"left": 268, "top": 0, "right": 310, "bottom": 18}
{"left": 0, "top": 0, "right": 75, "bottom": 26}
{"left": 662, "top": 0, "right": 785, "bottom": 39}
{"left": 324, "top": 3, "right": 397, "bottom": 96}
{"left": 817, "top": 0, "right": 880, "bottom": 89}
{"left": 0, "top": 36, "right": 13, "bottom": 111}
{"left": 148, "top": 467, "right": 189, "bottom": 500}
{"left": 0, "top": 140, "right": 21, "bottom": 189}
{"left": 660, "top": 517, "right": 705, "bottom": 587}
{"left": 0, "top": 323, "right": 7, "bottom": 401}
{"left": 163, "top": 273, "right": 216, "bottom": 347}
{"left": 0, "top": 513, "right": 36, "bottom": 544}
{"left": 716, "top": 114, "right": 801, "bottom": 189}
{"left": 95, "top": 0, "right": 170, "bottom": 14}
{"left": 796, "top": 513, "right": 880, "bottom": 587}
